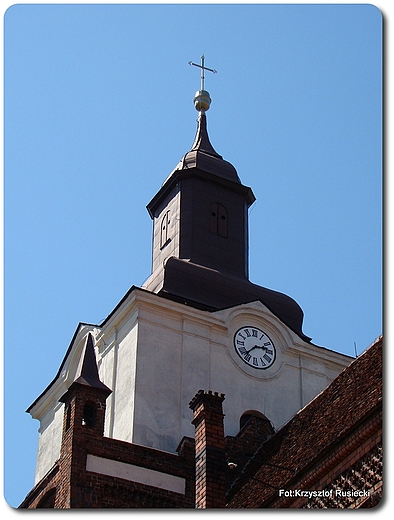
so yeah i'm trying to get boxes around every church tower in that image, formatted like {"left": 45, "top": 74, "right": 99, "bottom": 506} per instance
{"left": 26, "top": 57, "right": 353, "bottom": 488}
{"left": 143, "top": 58, "right": 309, "bottom": 341}
{"left": 144, "top": 95, "right": 255, "bottom": 291}
{"left": 144, "top": 56, "right": 254, "bottom": 292}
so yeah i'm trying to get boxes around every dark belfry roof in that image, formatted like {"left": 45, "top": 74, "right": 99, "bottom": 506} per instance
{"left": 147, "top": 110, "right": 254, "bottom": 221}
{"left": 168, "top": 113, "right": 241, "bottom": 184}
{"left": 72, "top": 333, "right": 112, "bottom": 394}
{"left": 158, "top": 257, "right": 311, "bottom": 342}
{"left": 190, "top": 112, "right": 221, "bottom": 157}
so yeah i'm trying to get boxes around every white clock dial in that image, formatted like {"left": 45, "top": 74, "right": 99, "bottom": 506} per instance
{"left": 234, "top": 326, "right": 276, "bottom": 369}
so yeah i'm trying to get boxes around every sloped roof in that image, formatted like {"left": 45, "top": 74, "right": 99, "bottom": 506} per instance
{"left": 227, "top": 336, "right": 382, "bottom": 507}
{"left": 72, "top": 333, "right": 112, "bottom": 393}
{"left": 173, "top": 113, "right": 241, "bottom": 183}
{"left": 146, "top": 112, "right": 254, "bottom": 218}
{"left": 163, "top": 113, "right": 241, "bottom": 186}
{"left": 159, "top": 257, "right": 312, "bottom": 342}
{"left": 58, "top": 333, "right": 112, "bottom": 403}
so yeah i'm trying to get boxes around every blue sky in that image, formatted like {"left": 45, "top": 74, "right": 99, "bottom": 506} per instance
{"left": 3, "top": 2, "right": 382, "bottom": 509}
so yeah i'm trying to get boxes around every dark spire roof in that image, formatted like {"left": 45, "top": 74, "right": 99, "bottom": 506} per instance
{"left": 190, "top": 113, "right": 221, "bottom": 158}
{"left": 148, "top": 107, "right": 252, "bottom": 218}
{"left": 174, "top": 113, "right": 241, "bottom": 184}
{"left": 73, "top": 333, "right": 112, "bottom": 394}
{"left": 175, "top": 75, "right": 241, "bottom": 183}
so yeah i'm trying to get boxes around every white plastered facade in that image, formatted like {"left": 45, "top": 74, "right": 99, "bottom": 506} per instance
{"left": 29, "top": 287, "right": 352, "bottom": 484}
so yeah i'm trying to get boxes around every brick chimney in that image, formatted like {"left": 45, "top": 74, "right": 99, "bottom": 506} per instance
{"left": 189, "top": 390, "right": 226, "bottom": 509}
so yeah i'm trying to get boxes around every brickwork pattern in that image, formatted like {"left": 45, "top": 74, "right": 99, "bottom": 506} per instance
{"left": 269, "top": 411, "right": 382, "bottom": 509}
{"left": 20, "top": 382, "right": 195, "bottom": 508}
{"left": 303, "top": 444, "right": 382, "bottom": 508}
{"left": 190, "top": 390, "right": 226, "bottom": 508}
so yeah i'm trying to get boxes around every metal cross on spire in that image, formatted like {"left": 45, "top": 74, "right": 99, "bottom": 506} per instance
{"left": 188, "top": 55, "right": 217, "bottom": 91}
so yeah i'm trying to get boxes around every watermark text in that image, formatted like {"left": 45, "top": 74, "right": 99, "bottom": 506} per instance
{"left": 279, "top": 489, "right": 370, "bottom": 500}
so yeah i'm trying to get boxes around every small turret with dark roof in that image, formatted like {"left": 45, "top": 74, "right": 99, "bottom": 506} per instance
{"left": 60, "top": 333, "right": 111, "bottom": 403}
{"left": 58, "top": 333, "right": 112, "bottom": 454}
{"left": 72, "top": 333, "right": 111, "bottom": 393}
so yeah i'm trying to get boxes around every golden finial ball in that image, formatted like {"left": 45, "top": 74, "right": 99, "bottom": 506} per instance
{"left": 194, "top": 90, "right": 211, "bottom": 112}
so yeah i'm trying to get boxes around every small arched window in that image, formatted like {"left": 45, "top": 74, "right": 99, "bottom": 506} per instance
{"left": 240, "top": 410, "right": 274, "bottom": 434}
{"left": 160, "top": 210, "right": 171, "bottom": 249}
{"left": 210, "top": 203, "right": 228, "bottom": 237}
{"left": 82, "top": 401, "right": 96, "bottom": 428}
{"left": 37, "top": 488, "right": 56, "bottom": 508}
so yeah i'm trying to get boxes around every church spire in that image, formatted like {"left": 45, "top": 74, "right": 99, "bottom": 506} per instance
{"left": 187, "top": 55, "right": 221, "bottom": 158}
{"left": 190, "top": 112, "right": 221, "bottom": 158}
{"left": 154, "top": 55, "right": 239, "bottom": 184}
{"left": 72, "top": 333, "right": 111, "bottom": 394}
{"left": 145, "top": 61, "right": 255, "bottom": 286}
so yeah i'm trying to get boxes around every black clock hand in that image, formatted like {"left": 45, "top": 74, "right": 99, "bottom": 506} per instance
{"left": 246, "top": 345, "right": 268, "bottom": 354}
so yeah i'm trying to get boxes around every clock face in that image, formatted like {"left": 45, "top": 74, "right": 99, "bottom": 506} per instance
{"left": 234, "top": 327, "right": 276, "bottom": 370}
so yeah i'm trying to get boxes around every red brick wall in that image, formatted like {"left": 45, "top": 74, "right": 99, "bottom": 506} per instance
{"left": 20, "top": 383, "right": 195, "bottom": 509}
{"left": 21, "top": 438, "right": 196, "bottom": 509}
